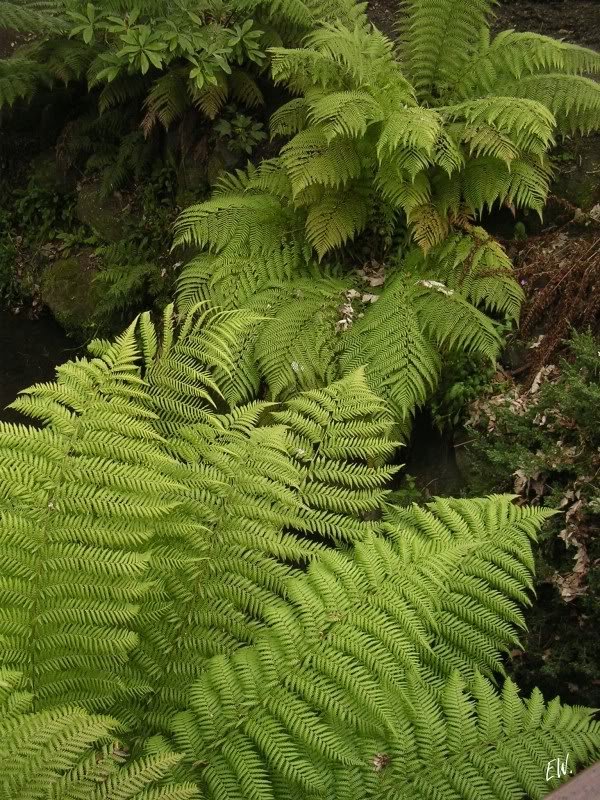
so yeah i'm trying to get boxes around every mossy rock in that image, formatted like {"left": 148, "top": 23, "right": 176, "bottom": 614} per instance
{"left": 29, "top": 150, "right": 77, "bottom": 195}
{"left": 76, "top": 180, "right": 129, "bottom": 242}
{"left": 41, "top": 252, "right": 102, "bottom": 336}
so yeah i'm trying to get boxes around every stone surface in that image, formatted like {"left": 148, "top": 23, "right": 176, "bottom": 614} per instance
{"left": 75, "top": 180, "right": 129, "bottom": 242}
{"left": 41, "top": 251, "right": 101, "bottom": 335}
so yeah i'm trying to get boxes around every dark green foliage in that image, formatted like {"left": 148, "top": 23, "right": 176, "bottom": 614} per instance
{"left": 466, "top": 331, "right": 600, "bottom": 495}
{"left": 429, "top": 351, "right": 497, "bottom": 431}
{"left": 463, "top": 330, "right": 600, "bottom": 708}
{"left": 0, "top": 0, "right": 362, "bottom": 193}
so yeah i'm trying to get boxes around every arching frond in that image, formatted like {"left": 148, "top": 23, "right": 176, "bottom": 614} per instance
{"left": 0, "top": 57, "right": 49, "bottom": 107}
{"left": 142, "top": 69, "right": 190, "bottom": 132}
{"left": 0, "top": 670, "right": 198, "bottom": 800}
{"left": 500, "top": 74, "right": 600, "bottom": 136}
{"left": 426, "top": 227, "right": 524, "bottom": 320}
{"left": 453, "top": 29, "right": 600, "bottom": 100}
{"left": 399, "top": 0, "right": 496, "bottom": 100}
{"left": 172, "top": 496, "right": 599, "bottom": 800}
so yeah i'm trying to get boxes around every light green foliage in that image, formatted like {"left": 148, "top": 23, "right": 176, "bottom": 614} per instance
{"left": 178, "top": 9, "right": 599, "bottom": 261}
{"left": 0, "top": 311, "right": 598, "bottom": 797}
{"left": 0, "top": 670, "right": 199, "bottom": 800}
{"left": 173, "top": 3, "right": 600, "bottom": 422}
{"left": 176, "top": 170, "right": 515, "bottom": 420}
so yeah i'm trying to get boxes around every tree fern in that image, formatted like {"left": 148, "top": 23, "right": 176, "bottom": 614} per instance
{"left": 175, "top": 4, "right": 600, "bottom": 261}
{"left": 0, "top": 0, "right": 63, "bottom": 33}
{"left": 1, "top": 310, "right": 599, "bottom": 797}
{"left": 173, "top": 8, "right": 600, "bottom": 407}
{"left": 171, "top": 496, "right": 599, "bottom": 799}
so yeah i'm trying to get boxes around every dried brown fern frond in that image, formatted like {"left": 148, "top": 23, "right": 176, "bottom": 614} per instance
{"left": 515, "top": 221, "right": 600, "bottom": 373}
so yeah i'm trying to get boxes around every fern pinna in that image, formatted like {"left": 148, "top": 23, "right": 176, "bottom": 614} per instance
{"left": 0, "top": 308, "right": 599, "bottom": 799}
{"left": 173, "top": 4, "right": 600, "bottom": 424}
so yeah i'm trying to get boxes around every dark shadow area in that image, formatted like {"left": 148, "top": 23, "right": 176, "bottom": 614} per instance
{"left": 0, "top": 308, "right": 76, "bottom": 423}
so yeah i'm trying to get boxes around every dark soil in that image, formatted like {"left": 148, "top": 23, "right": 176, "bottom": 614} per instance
{"left": 492, "top": 0, "right": 600, "bottom": 52}
{"left": 367, "top": 0, "right": 397, "bottom": 40}
{"left": 0, "top": 309, "right": 76, "bottom": 423}
{"left": 367, "top": 0, "right": 600, "bottom": 51}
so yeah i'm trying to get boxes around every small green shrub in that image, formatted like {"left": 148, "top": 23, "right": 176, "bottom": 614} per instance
{"left": 466, "top": 331, "right": 600, "bottom": 495}
{"left": 463, "top": 330, "right": 600, "bottom": 707}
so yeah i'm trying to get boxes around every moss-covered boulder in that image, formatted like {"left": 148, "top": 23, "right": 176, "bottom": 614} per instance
{"left": 75, "top": 180, "right": 129, "bottom": 242}
{"left": 41, "top": 251, "right": 102, "bottom": 336}
{"left": 29, "top": 150, "right": 77, "bottom": 196}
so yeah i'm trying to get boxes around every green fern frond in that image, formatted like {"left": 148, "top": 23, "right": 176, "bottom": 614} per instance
{"left": 255, "top": 275, "right": 343, "bottom": 397}
{"left": 305, "top": 189, "right": 369, "bottom": 258}
{"left": 97, "top": 72, "right": 149, "bottom": 114}
{"left": 339, "top": 276, "right": 440, "bottom": 419}
{"left": 173, "top": 495, "right": 599, "bottom": 800}
{"left": 280, "top": 127, "right": 362, "bottom": 197}
{"left": 142, "top": 69, "right": 190, "bottom": 132}
{"left": 270, "top": 46, "right": 343, "bottom": 92}
{"left": 408, "top": 202, "right": 450, "bottom": 250}
{"left": 190, "top": 72, "right": 229, "bottom": 120}
{"left": 460, "top": 154, "right": 553, "bottom": 215}
{"left": 453, "top": 30, "right": 600, "bottom": 100}
{"left": 307, "top": 89, "right": 384, "bottom": 140}
{"left": 269, "top": 97, "right": 309, "bottom": 137}
{"left": 0, "top": 0, "right": 62, "bottom": 33}
{"left": 229, "top": 67, "right": 264, "bottom": 109}
{"left": 0, "top": 670, "right": 198, "bottom": 800}
{"left": 0, "top": 321, "right": 185, "bottom": 712}
{"left": 444, "top": 97, "right": 556, "bottom": 158}
{"left": 0, "top": 57, "right": 49, "bottom": 107}
{"left": 304, "top": 20, "right": 395, "bottom": 87}
{"left": 413, "top": 282, "right": 502, "bottom": 359}
{"left": 427, "top": 228, "right": 524, "bottom": 320}
{"left": 173, "top": 191, "right": 296, "bottom": 254}
{"left": 399, "top": 0, "right": 496, "bottom": 100}
{"left": 377, "top": 107, "right": 442, "bottom": 163}
{"left": 500, "top": 74, "right": 600, "bottom": 135}
{"left": 32, "top": 38, "right": 94, "bottom": 83}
